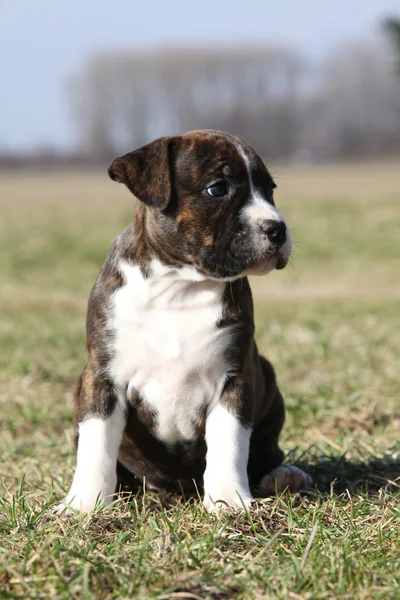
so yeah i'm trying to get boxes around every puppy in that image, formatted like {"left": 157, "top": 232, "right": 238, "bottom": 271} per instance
{"left": 56, "top": 130, "right": 311, "bottom": 514}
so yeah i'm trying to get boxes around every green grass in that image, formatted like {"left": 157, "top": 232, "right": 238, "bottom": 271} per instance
{"left": 1, "top": 163, "right": 400, "bottom": 599}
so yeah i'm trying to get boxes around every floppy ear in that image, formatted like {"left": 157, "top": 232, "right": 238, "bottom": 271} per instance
{"left": 108, "top": 136, "right": 172, "bottom": 209}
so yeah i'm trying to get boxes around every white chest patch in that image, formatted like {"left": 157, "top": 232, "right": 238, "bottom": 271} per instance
{"left": 109, "top": 260, "right": 235, "bottom": 444}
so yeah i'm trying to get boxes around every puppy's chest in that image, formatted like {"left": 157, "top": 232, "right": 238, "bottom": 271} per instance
{"left": 109, "top": 263, "right": 233, "bottom": 444}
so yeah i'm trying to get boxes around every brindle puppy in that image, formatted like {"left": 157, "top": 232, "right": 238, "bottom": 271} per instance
{"left": 56, "top": 130, "right": 311, "bottom": 515}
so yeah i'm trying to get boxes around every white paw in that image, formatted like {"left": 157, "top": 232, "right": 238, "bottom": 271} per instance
{"left": 258, "top": 466, "right": 313, "bottom": 496}
{"left": 53, "top": 502, "right": 76, "bottom": 516}
{"left": 203, "top": 488, "right": 254, "bottom": 513}
{"left": 53, "top": 487, "right": 115, "bottom": 516}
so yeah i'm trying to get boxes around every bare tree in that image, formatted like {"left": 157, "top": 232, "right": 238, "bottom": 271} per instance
{"left": 297, "top": 42, "right": 400, "bottom": 159}
{"left": 383, "top": 17, "right": 400, "bottom": 76}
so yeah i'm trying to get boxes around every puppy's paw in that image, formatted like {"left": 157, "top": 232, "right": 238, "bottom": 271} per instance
{"left": 52, "top": 488, "right": 115, "bottom": 516}
{"left": 52, "top": 495, "right": 96, "bottom": 516}
{"left": 203, "top": 489, "right": 253, "bottom": 513}
{"left": 53, "top": 501, "right": 78, "bottom": 517}
{"left": 258, "top": 466, "right": 313, "bottom": 496}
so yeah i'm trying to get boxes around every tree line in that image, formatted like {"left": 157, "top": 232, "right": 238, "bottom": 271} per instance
{"left": 66, "top": 17, "right": 400, "bottom": 162}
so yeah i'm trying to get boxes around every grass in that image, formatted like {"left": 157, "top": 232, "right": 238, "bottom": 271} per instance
{"left": 1, "top": 161, "right": 400, "bottom": 599}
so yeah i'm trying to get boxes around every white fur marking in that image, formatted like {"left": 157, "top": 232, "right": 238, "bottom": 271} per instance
{"left": 236, "top": 144, "right": 292, "bottom": 263}
{"left": 203, "top": 403, "right": 253, "bottom": 512}
{"left": 109, "top": 260, "right": 235, "bottom": 445}
{"left": 242, "top": 193, "right": 282, "bottom": 224}
{"left": 55, "top": 405, "right": 126, "bottom": 514}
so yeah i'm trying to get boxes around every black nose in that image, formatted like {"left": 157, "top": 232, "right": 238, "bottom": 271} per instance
{"left": 260, "top": 220, "right": 287, "bottom": 246}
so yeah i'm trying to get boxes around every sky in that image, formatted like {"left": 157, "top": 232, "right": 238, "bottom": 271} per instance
{"left": 1, "top": 0, "right": 399, "bottom": 151}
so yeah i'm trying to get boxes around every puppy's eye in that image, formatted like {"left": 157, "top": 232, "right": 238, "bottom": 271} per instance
{"left": 206, "top": 182, "right": 227, "bottom": 197}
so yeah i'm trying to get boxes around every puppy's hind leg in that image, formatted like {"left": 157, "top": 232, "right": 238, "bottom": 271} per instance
{"left": 258, "top": 466, "right": 313, "bottom": 496}
{"left": 250, "top": 413, "right": 312, "bottom": 496}
{"left": 250, "top": 357, "right": 312, "bottom": 497}
{"left": 55, "top": 368, "right": 126, "bottom": 515}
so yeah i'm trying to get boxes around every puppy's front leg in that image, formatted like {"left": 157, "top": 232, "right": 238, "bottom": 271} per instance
{"left": 55, "top": 375, "right": 126, "bottom": 515}
{"left": 203, "top": 394, "right": 253, "bottom": 513}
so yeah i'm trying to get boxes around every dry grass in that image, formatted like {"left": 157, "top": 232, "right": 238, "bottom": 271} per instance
{"left": 1, "top": 161, "right": 399, "bottom": 599}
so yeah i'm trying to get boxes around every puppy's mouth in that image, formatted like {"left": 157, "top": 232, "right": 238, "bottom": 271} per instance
{"left": 227, "top": 226, "right": 291, "bottom": 277}
{"left": 197, "top": 240, "right": 290, "bottom": 280}
{"left": 246, "top": 251, "right": 288, "bottom": 275}
{"left": 275, "top": 254, "right": 288, "bottom": 270}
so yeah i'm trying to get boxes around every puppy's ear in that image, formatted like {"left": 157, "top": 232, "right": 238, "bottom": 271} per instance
{"left": 108, "top": 137, "right": 172, "bottom": 209}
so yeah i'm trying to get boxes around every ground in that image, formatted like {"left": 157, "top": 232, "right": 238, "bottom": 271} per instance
{"left": 1, "top": 161, "right": 399, "bottom": 600}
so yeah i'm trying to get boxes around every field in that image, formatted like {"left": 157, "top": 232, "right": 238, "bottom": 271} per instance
{"left": 1, "top": 162, "right": 400, "bottom": 600}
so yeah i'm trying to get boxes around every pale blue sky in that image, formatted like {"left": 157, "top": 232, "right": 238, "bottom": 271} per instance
{"left": 1, "top": 0, "right": 399, "bottom": 150}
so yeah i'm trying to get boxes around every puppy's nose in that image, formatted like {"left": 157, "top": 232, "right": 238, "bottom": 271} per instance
{"left": 260, "top": 220, "right": 287, "bottom": 246}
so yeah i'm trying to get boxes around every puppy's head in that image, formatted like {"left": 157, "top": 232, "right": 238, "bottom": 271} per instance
{"left": 108, "top": 130, "right": 291, "bottom": 280}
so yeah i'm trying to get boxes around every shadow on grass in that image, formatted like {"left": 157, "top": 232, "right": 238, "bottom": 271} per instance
{"left": 286, "top": 444, "right": 400, "bottom": 495}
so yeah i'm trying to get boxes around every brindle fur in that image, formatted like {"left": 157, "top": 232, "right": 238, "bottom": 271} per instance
{"left": 73, "top": 130, "right": 286, "bottom": 493}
